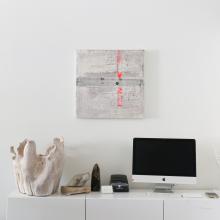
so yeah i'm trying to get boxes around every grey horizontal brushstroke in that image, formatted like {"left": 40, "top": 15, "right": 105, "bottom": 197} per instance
{"left": 76, "top": 77, "right": 144, "bottom": 87}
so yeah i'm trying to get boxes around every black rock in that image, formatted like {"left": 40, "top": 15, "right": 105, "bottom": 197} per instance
{"left": 91, "top": 164, "right": 101, "bottom": 192}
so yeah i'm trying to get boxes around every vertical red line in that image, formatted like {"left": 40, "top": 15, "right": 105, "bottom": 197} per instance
{"left": 116, "top": 50, "right": 123, "bottom": 107}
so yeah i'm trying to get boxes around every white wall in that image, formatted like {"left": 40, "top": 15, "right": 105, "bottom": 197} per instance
{"left": 1, "top": 0, "right": 220, "bottom": 219}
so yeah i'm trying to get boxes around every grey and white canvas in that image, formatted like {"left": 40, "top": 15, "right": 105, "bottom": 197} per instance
{"left": 76, "top": 50, "right": 144, "bottom": 119}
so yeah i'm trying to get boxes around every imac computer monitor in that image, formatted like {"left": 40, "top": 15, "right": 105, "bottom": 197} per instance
{"left": 132, "top": 138, "right": 196, "bottom": 186}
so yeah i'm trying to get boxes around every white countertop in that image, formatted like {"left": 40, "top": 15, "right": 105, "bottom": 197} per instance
{"left": 8, "top": 191, "right": 85, "bottom": 199}
{"left": 86, "top": 189, "right": 218, "bottom": 200}
{"left": 9, "top": 189, "right": 220, "bottom": 200}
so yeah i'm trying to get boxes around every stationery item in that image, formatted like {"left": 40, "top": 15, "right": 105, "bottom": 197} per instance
{"left": 110, "top": 174, "right": 129, "bottom": 192}
{"left": 101, "top": 185, "right": 113, "bottom": 194}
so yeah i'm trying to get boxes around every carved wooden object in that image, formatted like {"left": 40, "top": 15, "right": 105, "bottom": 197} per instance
{"left": 10, "top": 137, "right": 64, "bottom": 196}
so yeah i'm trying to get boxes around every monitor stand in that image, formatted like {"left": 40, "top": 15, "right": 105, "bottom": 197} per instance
{"left": 154, "top": 184, "right": 174, "bottom": 193}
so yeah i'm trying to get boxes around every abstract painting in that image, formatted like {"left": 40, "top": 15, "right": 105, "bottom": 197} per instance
{"left": 76, "top": 50, "right": 144, "bottom": 119}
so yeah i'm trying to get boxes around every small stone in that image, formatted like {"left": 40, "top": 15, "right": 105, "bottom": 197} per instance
{"left": 91, "top": 164, "right": 101, "bottom": 192}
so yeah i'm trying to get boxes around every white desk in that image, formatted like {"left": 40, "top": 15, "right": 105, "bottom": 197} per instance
{"left": 7, "top": 192, "right": 85, "bottom": 220}
{"left": 86, "top": 191, "right": 163, "bottom": 220}
{"left": 7, "top": 190, "right": 220, "bottom": 220}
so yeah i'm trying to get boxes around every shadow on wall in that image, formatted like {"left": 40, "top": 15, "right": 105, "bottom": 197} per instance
{"left": 144, "top": 50, "right": 160, "bottom": 118}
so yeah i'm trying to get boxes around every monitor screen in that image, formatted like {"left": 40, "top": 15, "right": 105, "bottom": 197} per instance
{"left": 132, "top": 138, "right": 196, "bottom": 177}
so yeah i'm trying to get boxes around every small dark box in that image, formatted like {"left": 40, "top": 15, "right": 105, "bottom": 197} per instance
{"left": 110, "top": 174, "right": 129, "bottom": 192}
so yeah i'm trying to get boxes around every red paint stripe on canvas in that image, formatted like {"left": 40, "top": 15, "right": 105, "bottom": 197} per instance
{"left": 117, "top": 72, "right": 123, "bottom": 79}
{"left": 117, "top": 87, "right": 123, "bottom": 107}
{"left": 116, "top": 50, "right": 123, "bottom": 107}
{"left": 117, "top": 87, "right": 123, "bottom": 94}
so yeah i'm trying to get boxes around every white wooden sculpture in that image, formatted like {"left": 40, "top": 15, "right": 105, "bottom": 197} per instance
{"left": 10, "top": 137, "right": 64, "bottom": 196}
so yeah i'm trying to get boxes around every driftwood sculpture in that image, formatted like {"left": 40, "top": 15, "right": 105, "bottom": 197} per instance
{"left": 67, "top": 172, "right": 90, "bottom": 187}
{"left": 10, "top": 137, "right": 64, "bottom": 197}
{"left": 61, "top": 172, "right": 91, "bottom": 195}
